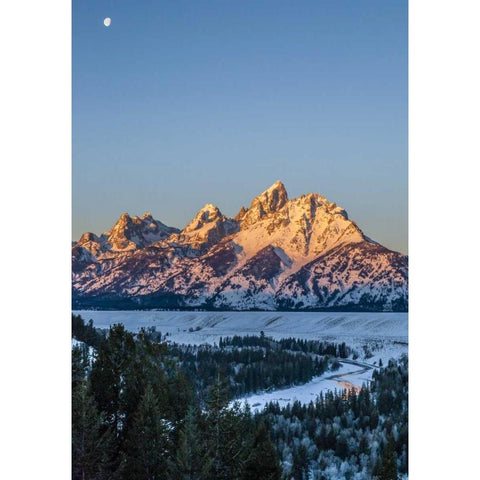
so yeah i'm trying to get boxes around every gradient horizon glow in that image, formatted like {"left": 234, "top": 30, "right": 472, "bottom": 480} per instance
{"left": 73, "top": 0, "right": 407, "bottom": 253}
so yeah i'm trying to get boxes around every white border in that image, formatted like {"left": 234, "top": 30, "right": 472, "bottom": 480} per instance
{"left": 410, "top": 0, "right": 480, "bottom": 478}
{"left": 0, "top": 0, "right": 71, "bottom": 477}
{"left": 1, "top": 0, "right": 480, "bottom": 478}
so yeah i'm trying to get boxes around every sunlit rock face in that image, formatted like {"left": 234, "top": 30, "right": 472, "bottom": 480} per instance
{"left": 72, "top": 182, "right": 408, "bottom": 311}
{"left": 240, "top": 181, "right": 289, "bottom": 227}
{"left": 106, "top": 212, "right": 179, "bottom": 251}
{"left": 167, "top": 204, "right": 239, "bottom": 256}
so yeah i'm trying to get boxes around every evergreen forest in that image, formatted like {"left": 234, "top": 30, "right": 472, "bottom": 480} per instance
{"left": 72, "top": 314, "right": 407, "bottom": 480}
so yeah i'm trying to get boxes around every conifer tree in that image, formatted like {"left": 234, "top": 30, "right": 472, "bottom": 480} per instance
{"left": 242, "top": 422, "right": 281, "bottom": 480}
{"left": 169, "top": 406, "right": 204, "bottom": 480}
{"left": 123, "top": 385, "right": 171, "bottom": 480}
{"left": 89, "top": 324, "right": 135, "bottom": 436}
{"left": 378, "top": 436, "right": 398, "bottom": 480}
{"left": 72, "top": 381, "right": 108, "bottom": 480}
{"left": 292, "top": 444, "right": 309, "bottom": 480}
{"left": 72, "top": 346, "right": 87, "bottom": 390}
{"left": 203, "top": 378, "right": 229, "bottom": 480}
{"left": 202, "top": 378, "right": 251, "bottom": 480}
{"left": 335, "top": 435, "right": 349, "bottom": 460}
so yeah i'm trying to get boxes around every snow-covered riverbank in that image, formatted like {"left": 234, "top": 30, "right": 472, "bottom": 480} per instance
{"left": 234, "top": 360, "right": 373, "bottom": 412}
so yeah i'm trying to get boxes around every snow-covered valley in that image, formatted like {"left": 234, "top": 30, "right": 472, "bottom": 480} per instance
{"left": 73, "top": 310, "right": 407, "bottom": 342}
{"left": 74, "top": 310, "right": 407, "bottom": 407}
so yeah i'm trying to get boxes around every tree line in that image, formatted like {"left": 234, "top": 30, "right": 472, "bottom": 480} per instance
{"left": 218, "top": 334, "right": 351, "bottom": 359}
{"left": 167, "top": 342, "right": 337, "bottom": 403}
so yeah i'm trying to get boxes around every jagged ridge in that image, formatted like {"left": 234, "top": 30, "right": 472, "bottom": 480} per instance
{"left": 72, "top": 182, "right": 408, "bottom": 311}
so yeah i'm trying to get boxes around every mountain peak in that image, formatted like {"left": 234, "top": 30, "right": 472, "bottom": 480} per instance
{"left": 260, "top": 180, "right": 288, "bottom": 201}
{"left": 267, "top": 180, "right": 286, "bottom": 192}
{"left": 241, "top": 181, "right": 288, "bottom": 227}
{"left": 183, "top": 204, "right": 223, "bottom": 233}
{"left": 101, "top": 211, "right": 179, "bottom": 251}
{"left": 256, "top": 181, "right": 288, "bottom": 209}
{"left": 202, "top": 203, "right": 220, "bottom": 214}
{"left": 78, "top": 232, "right": 100, "bottom": 244}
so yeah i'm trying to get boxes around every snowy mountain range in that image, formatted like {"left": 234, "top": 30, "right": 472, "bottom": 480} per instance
{"left": 72, "top": 182, "right": 408, "bottom": 311}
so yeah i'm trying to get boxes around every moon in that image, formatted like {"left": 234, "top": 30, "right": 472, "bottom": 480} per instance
{"left": 103, "top": 17, "right": 111, "bottom": 27}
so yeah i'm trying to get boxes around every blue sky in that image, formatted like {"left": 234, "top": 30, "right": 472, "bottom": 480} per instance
{"left": 73, "top": 0, "right": 407, "bottom": 253}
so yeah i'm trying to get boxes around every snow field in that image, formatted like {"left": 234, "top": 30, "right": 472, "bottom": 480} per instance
{"left": 73, "top": 310, "right": 408, "bottom": 407}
